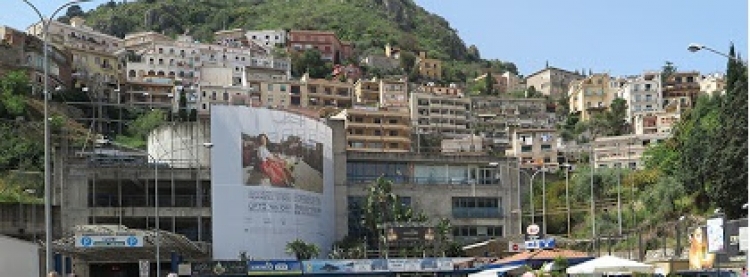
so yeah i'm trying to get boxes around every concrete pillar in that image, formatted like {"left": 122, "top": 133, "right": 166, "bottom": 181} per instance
{"left": 328, "top": 117, "right": 349, "bottom": 241}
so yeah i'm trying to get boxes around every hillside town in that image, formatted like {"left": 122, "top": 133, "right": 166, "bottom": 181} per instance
{"left": 0, "top": 9, "right": 745, "bottom": 277}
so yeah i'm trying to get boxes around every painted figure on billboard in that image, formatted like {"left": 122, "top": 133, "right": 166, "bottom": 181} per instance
{"left": 689, "top": 226, "right": 716, "bottom": 269}
{"left": 241, "top": 133, "right": 323, "bottom": 193}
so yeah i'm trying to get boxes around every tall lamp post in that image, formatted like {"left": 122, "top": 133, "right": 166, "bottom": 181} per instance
{"left": 20, "top": 0, "right": 91, "bottom": 274}
{"left": 490, "top": 161, "right": 530, "bottom": 234}
{"left": 561, "top": 163, "right": 572, "bottom": 238}
{"left": 687, "top": 42, "right": 748, "bottom": 271}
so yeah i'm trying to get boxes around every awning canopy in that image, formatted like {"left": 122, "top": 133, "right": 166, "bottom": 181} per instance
{"left": 469, "top": 265, "right": 525, "bottom": 277}
{"left": 45, "top": 225, "right": 210, "bottom": 263}
{"left": 566, "top": 255, "right": 654, "bottom": 275}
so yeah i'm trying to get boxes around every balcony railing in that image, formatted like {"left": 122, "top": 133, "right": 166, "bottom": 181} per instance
{"left": 90, "top": 194, "right": 210, "bottom": 208}
{"left": 347, "top": 176, "right": 504, "bottom": 186}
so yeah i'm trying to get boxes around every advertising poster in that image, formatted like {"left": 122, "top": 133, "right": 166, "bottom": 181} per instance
{"left": 706, "top": 217, "right": 725, "bottom": 253}
{"left": 303, "top": 260, "right": 356, "bottom": 274}
{"left": 688, "top": 226, "right": 716, "bottom": 269}
{"left": 248, "top": 260, "right": 303, "bottom": 275}
{"left": 211, "top": 106, "right": 334, "bottom": 259}
{"left": 192, "top": 261, "right": 248, "bottom": 276}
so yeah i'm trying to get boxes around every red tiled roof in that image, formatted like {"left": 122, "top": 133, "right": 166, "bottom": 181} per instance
{"left": 494, "top": 249, "right": 591, "bottom": 264}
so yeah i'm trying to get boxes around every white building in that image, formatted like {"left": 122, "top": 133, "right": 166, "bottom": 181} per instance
{"left": 592, "top": 133, "right": 669, "bottom": 169}
{"left": 246, "top": 29, "right": 287, "bottom": 47}
{"left": 618, "top": 71, "right": 663, "bottom": 123}
{"left": 700, "top": 73, "right": 726, "bottom": 96}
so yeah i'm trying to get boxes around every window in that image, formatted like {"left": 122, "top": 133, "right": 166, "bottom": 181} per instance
{"left": 389, "top": 131, "right": 398, "bottom": 136}
{"left": 373, "top": 118, "right": 381, "bottom": 124}
{"left": 267, "top": 84, "right": 273, "bottom": 91}
{"left": 374, "top": 130, "right": 382, "bottom": 136}
{"left": 389, "top": 143, "right": 398, "bottom": 149}
{"left": 521, "top": 145, "right": 532, "bottom": 152}
{"left": 541, "top": 145, "right": 552, "bottom": 151}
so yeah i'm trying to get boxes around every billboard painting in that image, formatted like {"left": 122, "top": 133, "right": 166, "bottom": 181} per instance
{"left": 211, "top": 106, "right": 334, "bottom": 259}
{"left": 706, "top": 217, "right": 725, "bottom": 253}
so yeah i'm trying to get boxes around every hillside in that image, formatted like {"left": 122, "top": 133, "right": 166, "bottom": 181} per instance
{"left": 79, "top": 0, "right": 469, "bottom": 61}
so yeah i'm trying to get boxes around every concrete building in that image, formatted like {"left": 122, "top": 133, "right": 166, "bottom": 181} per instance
{"left": 245, "top": 29, "right": 287, "bottom": 48}
{"left": 592, "top": 133, "right": 669, "bottom": 169}
{"left": 568, "top": 73, "right": 619, "bottom": 121}
{"left": 340, "top": 107, "right": 411, "bottom": 152}
{"left": 409, "top": 92, "right": 471, "bottom": 140}
{"left": 354, "top": 78, "right": 380, "bottom": 107}
{"left": 379, "top": 78, "right": 409, "bottom": 109}
{"left": 344, "top": 152, "right": 521, "bottom": 243}
{"left": 417, "top": 83, "right": 463, "bottom": 97}
{"left": 633, "top": 102, "right": 681, "bottom": 135}
{"left": 700, "top": 73, "right": 726, "bottom": 96}
{"left": 662, "top": 71, "right": 701, "bottom": 110}
{"left": 474, "top": 72, "right": 524, "bottom": 94}
{"left": 618, "top": 72, "right": 663, "bottom": 123}
{"left": 524, "top": 66, "right": 584, "bottom": 96}
{"left": 287, "top": 30, "right": 354, "bottom": 63}
{"left": 303, "top": 75, "right": 354, "bottom": 109}
{"left": 506, "top": 128, "right": 558, "bottom": 170}
{"left": 471, "top": 97, "right": 553, "bottom": 153}
{"left": 416, "top": 51, "right": 442, "bottom": 80}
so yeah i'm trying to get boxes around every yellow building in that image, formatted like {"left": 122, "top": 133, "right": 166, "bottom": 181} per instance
{"left": 28, "top": 17, "right": 123, "bottom": 89}
{"left": 568, "top": 73, "right": 619, "bottom": 121}
{"left": 417, "top": 51, "right": 442, "bottom": 80}
{"left": 340, "top": 108, "right": 412, "bottom": 152}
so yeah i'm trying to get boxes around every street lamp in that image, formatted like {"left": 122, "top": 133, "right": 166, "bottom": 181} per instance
{"left": 490, "top": 161, "right": 527, "bottom": 234}
{"left": 528, "top": 167, "right": 547, "bottom": 229}
{"left": 687, "top": 43, "right": 747, "bottom": 64}
{"left": 20, "top": 0, "right": 92, "bottom": 274}
{"left": 676, "top": 215, "right": 686, "bottom": 258}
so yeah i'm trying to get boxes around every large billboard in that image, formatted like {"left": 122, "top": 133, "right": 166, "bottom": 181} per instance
{"left": 211, "top": 106, "right": 334, "bottom": 259}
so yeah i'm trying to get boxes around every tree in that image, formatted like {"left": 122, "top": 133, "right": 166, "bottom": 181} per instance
{"left": 593, "top": 98, "right": 629, "bottom": 136}
{"left": 291, "top": 50, "right": 331, "bottom": 78}
{"left": 177, "top": 89, "right": 188, "bottom": 121}
{"left": 0, "top": 71, "right": 29, "bottom": 118}
{"left": 482, "top": 72, "right": 495, "bottom": 95}
{"left": 400, "top": 51, "right": 417, "bottom": 73}
{"left": 467, "top": 45, "right": 481, "bottom": 61}
{"left": 661, "top": 61, "right": 677, "bottom": 83}
{"left": 362, "top": 177, "right": 427, "bottom": 250}
{"left": 285, "top": 239, "right": 320, "bottom": 260}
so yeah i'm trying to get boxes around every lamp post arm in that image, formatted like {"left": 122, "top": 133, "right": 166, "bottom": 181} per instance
{"left": 702, "top": 46, "right": 746, "bottom": 64}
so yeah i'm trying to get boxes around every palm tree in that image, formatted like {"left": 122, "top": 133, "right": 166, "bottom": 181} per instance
{"left": 285, "top": 239, "right": 320, "bottom": 260}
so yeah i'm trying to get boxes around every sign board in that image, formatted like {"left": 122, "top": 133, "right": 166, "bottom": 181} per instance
{"left": 385, "top": 226, "right": 436, "bottom": 246}
{"left": 302, "top": 258, "right": 453, "bottom": 274}
{"left": 139, "top": 260, "right": 149, "bottom": 277}
{"left": 247, "top": 260, "right": 303, "bottom": 275}
{"left": 192, "top": 261, "right": 248, "bottom": 276}
{"left": 508, "top": 242, "right": 524, "bottom": 252}
{"left": 740, "top": 227, "right": 748, "bottom": 251}
{"left": 74, "top": 232, "right": 143, "bottom": 248}
{"left": 525, "top": 224, "right": 544, "bottom": 241}
{"left": 525, "top": 238, "right": 556, "bottom": 250}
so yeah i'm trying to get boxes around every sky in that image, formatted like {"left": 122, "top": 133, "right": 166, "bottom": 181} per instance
{"left": 3, "top": 0, "right": 747, "bottom": 77}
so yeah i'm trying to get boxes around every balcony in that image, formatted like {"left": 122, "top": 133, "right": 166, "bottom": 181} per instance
{"left": 452, "top": 208, "right": 503, "bottom": 219}
{"left": 346, "top": 152, "right": 503, "bottom": 164}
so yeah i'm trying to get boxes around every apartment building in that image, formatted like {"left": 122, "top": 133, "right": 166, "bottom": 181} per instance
{"left": 592, "top": 133, "right": 669, "bottom": 169}
{"left": 568, "top": 73, "right": 619, "bottom": 121}
{"left": 213, "top": 29, "right": 272, "bottom": 56}
{"left": 618, "top": 72, "right": 663, "bottom": 123}
{"left": 246, "top": 29, "right": 287, "bottom": 48}
{"left": 471, "top": 97, "right": 552, "bottom": 153}
{"left": 345, "top": 151, "right": 521, "bottom": 242}
{"left": 633, "top": 102, "right": 681, "bottom": 135}
{"left": 340, "top": 107, "right": 411, "bottom": 152}
{"left": 379, "top": 78, "right": 409, "bottom": 109}
{"left": 662, "top": 71, "right": 701, "bottom": 109}
{"left": 525, "top": 66, "right": 584, "bottom": 96}
{"left": 28, "top": 17, "right": 122, "bottom": 87}
{"left": 0, "top": 26, "right": 71, "bottom": 89}
{"left": 287, "top": 30, "right": 354, "bottom": 63}
{"left": 506, "top": 128, "right": 558, "bottom": 170}
{"left": 418, "top": 83, "right": 463, "bottom": 96}
{"left": 303, "top": 75, "right": 354, "bottom": 109}
{"left": 700, "top": 73, "right": 726, "bottom": 96}
{"left": 416, "top": 51, "right": 442, "bottom": 80}
{"left": 410, "top": 92, "right": 471, "bottom": 139}
{"left": 354, "top": 78, "right": 380, "bottom": 107}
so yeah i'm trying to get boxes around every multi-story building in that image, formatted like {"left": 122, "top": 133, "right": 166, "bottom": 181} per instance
{"left": 618, "top": 72, "right": 663, "bottom": 123}
{"left": 303, "top": 75, "right": 354, "bottom": 110}
{"left": 339, "top": 107, "right": 411, "bottom": 152}
{"left": 592, "top": 133, "right": 669, "bottom": 169}
{"left": 354, "top": 78, "right": 380, "bottom": 107}
{"left": 344, "top": 151, "right": 521, "bottom": 243}
{"left": 471, "top": 97, "right": 552, "bottom": 153}
{"left": 0, "top": 26, "right": 71, "bottom": 90}
{"left": 568, "top": 73, "right": 619, "bottom": 121}
{"left": 700, "top": 73, "right": 726, "bottom": 96}
{"left": 416, "top": 51, "right": 442, "bottom": 80}
{"left": 506, "top": 128, "right": 558, "bottom": 170}
{"left": 410, "top": 92, "right": 471, "bottom": 139}
{"left": 417, "top": 83, "right": 463, "bottom": 96}
{"left": 662, "top": 71, "right": 700, "bottom": 109}
{"left": 379, "top": 78, "right": 408, "bottom": 109}
{"left": 474, "top": 72, "right": 524, "bottom": 94}
{"left": 287, "top": 30, "right": 354, "bottom": 63}
{"left": 633, "top": 102, "right": 681, "bottom": 135}
{"left": 28, "top": 17, "right": 122, "bottom": 87}
{"left": 245, "top": 29, "right": 287, "bottom": 48}
{"left": 525, "top": 66, "right": 584, "bottom": 96}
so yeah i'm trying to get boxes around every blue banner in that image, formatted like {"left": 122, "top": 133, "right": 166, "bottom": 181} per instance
{"left": 248, "top": 260, "right": 303, "bottom": 275}
{"left": 303, "top": 260, "right": 356, "bottom": 274}
{"left": 303, "top": 259, "right": 454, "bottom": 274}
